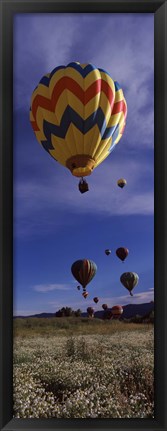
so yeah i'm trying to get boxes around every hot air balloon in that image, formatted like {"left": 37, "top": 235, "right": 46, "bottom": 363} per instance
{"left": 71, "top": 259, "right": 97, "bottom": 290}
{"left": 87, "top": 307, "right": 94, "bottom": 317}
{"left": 77, "top": 285, "right": 80, "bottom": 291}
{"left": 30, "top": 62, "right": 127, "bottom": 192}
{"left": 103, "top": 309, "right": 112, "bottom": 320}
{"left": 93, "top": 297, "right": 99, "bottom": 304}
{"left": 82, "top": 291, "right": 88, "bottom": 299}
{"left": 117, "top": 178, "right": 127, "bottom": 188}
{"left": 102, "top": 304, "right": 108, "bottom": 310}
{"left": 105, "top": 249, "right": 111, "bottom": 256}
{"left": 120, "top": 272, "right": 139, "bottom": 296}
{"left": 111, "top": 305, "right": 123, "bottom": 319}
{"left": 116, "top": 247, "right": 129, "bottom": 262}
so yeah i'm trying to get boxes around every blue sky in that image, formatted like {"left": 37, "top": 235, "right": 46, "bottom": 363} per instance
{"left": 13, "top": 13, "right": 154, "bottom": 316}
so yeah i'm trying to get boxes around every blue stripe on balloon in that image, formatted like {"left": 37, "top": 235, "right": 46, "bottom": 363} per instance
{"left": 102, "top": 125, "right": 116, "bottom": 140}
{"left": 38, "top": 66, "right": 65, "bottom": 88}
{"left": 50, "top": 65, "right": 65, "bottom": 79}
{"left": 40, "top": 106, "right": 120, "bottom": 154}
{"left": 84, "top": 108, "right": 107, "bottom": 136}
{"left": 98, "top": 67, "right": 112, "bottom": 77}
{"left": 67, "top": 62, "right": 97, "bottom": 78}
{"left": 39, "top": 75, "right": 50, "bottom": 87}
{"left": 42, "top": 106, "right": 112, "bottom": 142}
{"left": 114, "top": 81, "right": 121, "bottom": 91}
{"left": 41, "top": 139, "right": 55, "bottom": 153}
{"left": 102, "top": 122, "right": 120, "bottom": 140}
{"left": 112, "top": 123, "right": 120, "bottom": 143}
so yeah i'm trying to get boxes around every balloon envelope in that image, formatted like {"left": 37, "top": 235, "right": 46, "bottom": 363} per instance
{"left": 105, "top": 249, "right": 111, "bottom": 256}
{"left": 30, "top": 62, "right": 127, "bottom": 178}
{"left": 116, "top": 247, "right": 129, "bottom": 261}
{"left": 120, "top": 272, "right": 139, "bottom": 295}
{"left": 87, "top": 307, "right": 94, "bottom": 317}
{"left": 117, "top": 178, "right": 127, "bottom": 188}
{"left": 111, "top": 305, "right": 123, "bottom": 318}
{"left": 93, "top": 297, "right": 99, "bottom": 304}
{"left": 102, "top": 304, "right": 108, "bottom": 310}
{"left": 82, "top": 291, "right": 88, "bottom": 299}
{"left": 87, "top": 307, "right": 94, "bottom": 314}
{"left": 71, "top": 259, "right": 97, "bottom": 289}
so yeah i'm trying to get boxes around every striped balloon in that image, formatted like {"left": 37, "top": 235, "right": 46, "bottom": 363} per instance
{"left": 30, "top": 62, "right": 127, "bottom": 178}
{"left": 111, "top": 305, "right": 123, "bottom": 319}
{"left": 87, "top": 307, "right": 94, "bottom": 317}
{"left": 120, "top": 272, "right": 139, "bottom": 296}
{"left": 71, "top": 259, "right": 97, "bottom": 289}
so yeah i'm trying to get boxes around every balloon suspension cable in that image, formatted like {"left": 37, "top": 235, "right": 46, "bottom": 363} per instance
{"left": 78, "top": 177, "right": 89, "bottom": 194}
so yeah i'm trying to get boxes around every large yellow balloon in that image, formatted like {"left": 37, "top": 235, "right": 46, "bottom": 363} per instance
{"left": 30, "top": 62, "right": 127, "bottom": 178}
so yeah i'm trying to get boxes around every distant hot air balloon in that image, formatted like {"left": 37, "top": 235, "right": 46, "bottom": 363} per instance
{"left": 82, "top": 291, "right": 88, "bottom": 299}
{"left": 120, "top": 272, "right": 139, "bottom": 296}
{"left": 105, "top": 249, "right": 111, "bottom": 256}
{"left": 117, "top": 178, "right": 127, "bottom": 188}
{"left": 103, "top": 309, "right": 113, "bottom": 320}
{"left": 77, "top": 285, "right": 80, "bottom": 291}
{"left": 71, "top": 259, "right": 97, "bottom": 290}
{"left": 93, "top": 297, "right": 99, "bottom": 304}
{"left": 102, "top": 304, "right": 108, "bottom": 310}
{"left": 116, "top": 247, "right": 129, "bottom": 262}
{"left": 30, "top": 62, "right": 127, "bottom": 192}
{"left": 111, "top": 305, "right": 123, "bottom": 319}
{"left": 87, "top": 307, "right": 94, "bottom": 317}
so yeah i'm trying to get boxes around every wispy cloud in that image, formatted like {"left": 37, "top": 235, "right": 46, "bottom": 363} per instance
{"left": 14, "top": 14, "right": 154, "bottom": 150}
{"left": 14, "top": 14, "right": 80, "bottom": 110}
{"left": 33, "top": 283, "right": 71, "bottom": 293}
{"left": 14, "top": 156, "right": 154, "bottom": 238}
{"left": 47, "top": 289, "right": 154, "bottom": 311}
{"left": 13, "top": 288, "right": 154, "bottom": 316}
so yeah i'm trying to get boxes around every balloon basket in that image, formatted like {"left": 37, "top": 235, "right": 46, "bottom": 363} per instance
{"left": 78, "top": 178, "right": 89, "bottom": 194}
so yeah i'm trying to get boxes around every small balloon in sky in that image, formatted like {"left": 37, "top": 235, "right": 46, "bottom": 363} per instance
{"left": 117, "top": 178, "right": 127, "bottom": 188}
{"left": 105, "top": 249, "right": 111, "bottom": 256}
{"left": 82, "top": 291, "right": 89, "bottom": 299}
{"left": 116, "top": 247, "right": 129, "bottom": 262}
{"left": 93, "top": 297, "right": 99, "bottom": 304}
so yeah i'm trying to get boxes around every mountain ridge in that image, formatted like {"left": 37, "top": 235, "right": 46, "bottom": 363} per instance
{"left": 14, "top": 301, "right": 154, "bottom": 319}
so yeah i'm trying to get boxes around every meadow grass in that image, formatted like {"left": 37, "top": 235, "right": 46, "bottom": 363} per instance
{"left": 13, "top": 316, "right": 152, "bottom": 337}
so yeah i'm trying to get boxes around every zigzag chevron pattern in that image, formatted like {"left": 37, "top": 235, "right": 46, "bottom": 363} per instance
{"left": 30, "top": 62, "right": 127, "bottom": 176}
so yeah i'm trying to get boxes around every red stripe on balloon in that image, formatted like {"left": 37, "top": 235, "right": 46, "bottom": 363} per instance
{"left": 52, "top": 77, "right": 114, "bottom": 108}
{"left": 32, "top": 95, "right": 53, "bottom": 121}
{"left": 112, "top": 100, "right": 126, "bottom": 115}
{"left": 30, "top": 120, "right": 40, "bottom": 132}
{"left": 31, "top": 77, "right": 115, "bottom": 126}
{"left": 101, "top": 80, "right": 114, "bottom": 108}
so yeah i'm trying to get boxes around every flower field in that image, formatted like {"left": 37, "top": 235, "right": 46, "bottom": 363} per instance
{"left": 13, "top": 319, "right": 154, "bottom": 418}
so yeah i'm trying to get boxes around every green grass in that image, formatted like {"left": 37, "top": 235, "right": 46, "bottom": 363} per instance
{"left": 13, "top": 316, "right": 153, "bottom": 337}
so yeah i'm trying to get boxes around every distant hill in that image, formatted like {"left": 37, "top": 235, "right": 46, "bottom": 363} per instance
{"left": 81, "top": 302, "right": 154, "bottom": 319}
{"left": 14, "top": 312, "right": 54, "bottom": 319}
{"left": 14, "top": 302, "right": 154, "bottom": 319}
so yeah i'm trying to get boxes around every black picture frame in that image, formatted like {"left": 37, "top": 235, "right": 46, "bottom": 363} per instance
{"left": 0, "top": 0, "right": 167, "bottom": 430}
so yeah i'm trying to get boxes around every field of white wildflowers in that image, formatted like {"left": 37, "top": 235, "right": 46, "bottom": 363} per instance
{"left": 13, "top": 322, "right": 154, "bottom": 419}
